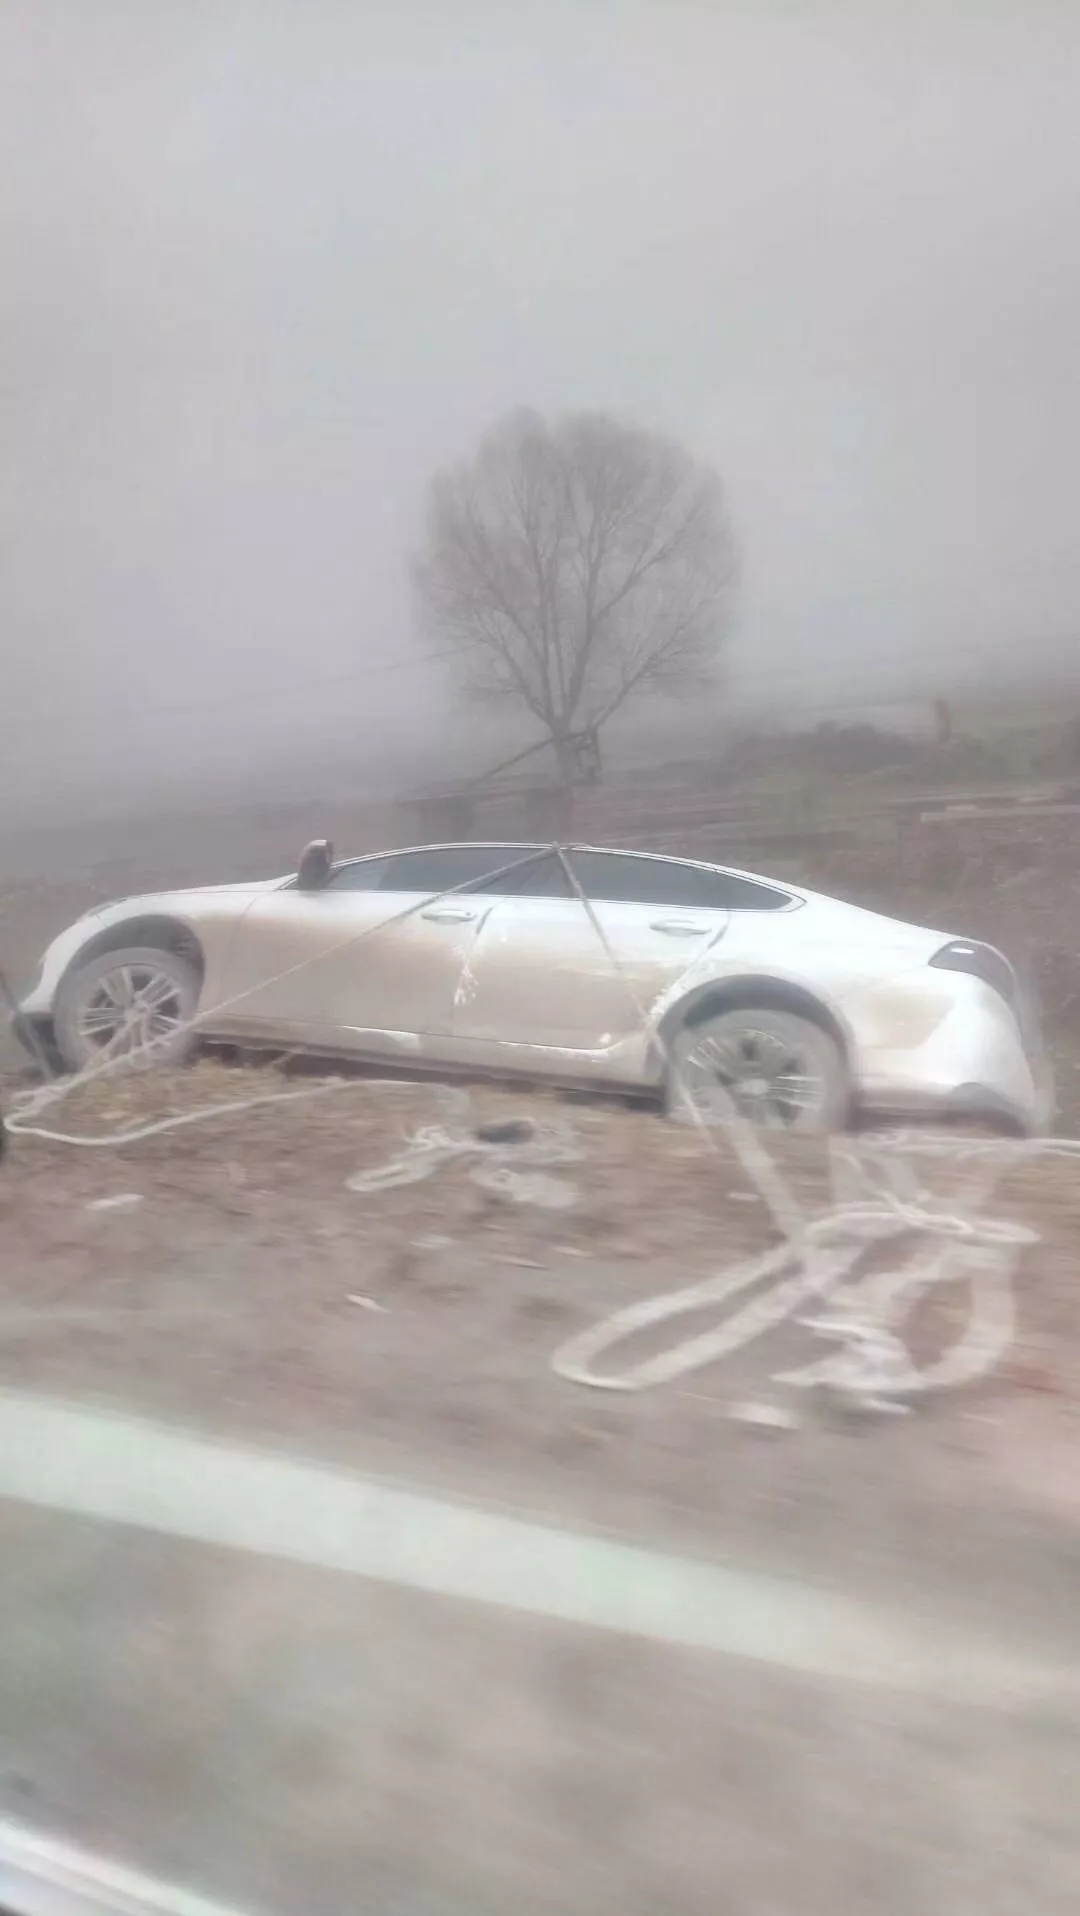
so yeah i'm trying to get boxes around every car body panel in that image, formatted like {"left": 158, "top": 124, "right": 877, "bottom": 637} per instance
{"left": 18, "top": 883, "right": 286, "bottom": 1029}
{"left": 445, "top": 895, "right": 731, "bottom": 1059}
{"left": 210, "top": 887, "right": 492, "bottom": 1057}
{"left": 14, "top": 841, "right": 1050, "bottom": 1130}
{"left": 850, "top": 969, "right": 1042, "bottom": 1119}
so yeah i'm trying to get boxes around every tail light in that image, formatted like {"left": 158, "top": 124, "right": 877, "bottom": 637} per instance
{"left": 929, "top": 939, "right": 1017, "bottom": 1010}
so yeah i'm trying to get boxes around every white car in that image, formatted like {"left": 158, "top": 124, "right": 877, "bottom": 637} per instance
{"left": 14, "top": 839, "right": 1048, "bottom": 1132}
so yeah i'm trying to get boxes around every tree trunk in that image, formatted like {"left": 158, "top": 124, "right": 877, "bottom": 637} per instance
{"left": 553, "top": 733, "right": 579, "bottom": 782}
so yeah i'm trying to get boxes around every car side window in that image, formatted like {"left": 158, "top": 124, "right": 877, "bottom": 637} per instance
{"left": 706, "top": 874, "right": 791, "bottom": 909}
{"left": 471, "top": 853, "right": 572, "bottom": 898}
{"left": 375, "top": 846, "right": 545, "bottom": 894}
{"left": 323, "top": 857, "right": 390, "bottom": 891}
{"left": 565, "top": 852, "right": 790, "bottom": 911}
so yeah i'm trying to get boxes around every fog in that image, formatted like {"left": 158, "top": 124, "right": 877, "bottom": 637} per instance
{"left": 2, "top": 0, "right": 1079, "bottom": 817}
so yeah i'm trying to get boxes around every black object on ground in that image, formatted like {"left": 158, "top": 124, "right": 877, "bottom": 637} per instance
{"left": 473, "top": 1118, "right": 536, "bottom": 1147}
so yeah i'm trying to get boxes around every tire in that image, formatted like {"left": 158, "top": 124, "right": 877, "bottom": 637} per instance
{"left": 666, "top": 1004, "right": 849, "bottom": 1133}
{"left": 53, "top": 945, "right": 202, "bottom": 1074}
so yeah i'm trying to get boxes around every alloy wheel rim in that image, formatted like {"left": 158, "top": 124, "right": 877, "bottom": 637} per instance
{"left": 76, "top": 964, "right": 185, "bottom": 1058}
{"left": 680, "top": 1026, "right": 822, "bottom": 1129}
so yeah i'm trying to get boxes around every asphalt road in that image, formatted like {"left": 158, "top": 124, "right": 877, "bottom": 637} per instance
{"left": 1, "top": 1397, "right": 1078, "bottom": 1916}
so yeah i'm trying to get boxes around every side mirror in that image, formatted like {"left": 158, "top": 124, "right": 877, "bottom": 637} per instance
{"left": 296, "top": 839, "right": 334, "bottom": 891}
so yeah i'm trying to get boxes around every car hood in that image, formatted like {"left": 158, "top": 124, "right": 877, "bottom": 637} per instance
{"left": 165, "top": 876, "right": 291, "bottom": 898}
{"left": 91, "top": 875, "right": 291, "bottom": 914}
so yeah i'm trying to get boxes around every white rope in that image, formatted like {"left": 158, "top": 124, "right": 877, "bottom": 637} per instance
{"left": 551, "top": 1130, "right": 1043, "bottom": 1407}
{"left": 344, "top": 1099, "right": 582, "bottom": 1201}
{"left": 546, "top": 845, "right": 1057, "bottom": 1407}
{"left": 6, "top": 1080, "right": 358, "bottom": 1147}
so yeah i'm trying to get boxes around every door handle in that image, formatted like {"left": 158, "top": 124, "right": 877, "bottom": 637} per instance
{"left": 421, "top": 907, "right": 478, "bottom": 923}
{"left": 650, "top": 919, "right": 706, "bottom": 936}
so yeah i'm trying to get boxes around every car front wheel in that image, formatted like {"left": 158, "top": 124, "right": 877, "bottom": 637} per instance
{"left": 53, "top": 945, "right": 202, "bottom": 1074}
{"left": 666, "top": 1004, "right": 849, "bottom": 1133}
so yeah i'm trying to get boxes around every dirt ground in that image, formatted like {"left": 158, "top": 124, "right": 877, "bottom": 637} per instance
{"left": 4, "top": 1058, "right": 1080, "bottom": 1652}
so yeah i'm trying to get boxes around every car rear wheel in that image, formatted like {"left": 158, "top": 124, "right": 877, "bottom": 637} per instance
{"left": 666, "top": 1005, "right": 849, "bottom": 1133}
{"left": 53, "top": 945, "right": 202, "bottom": 1074}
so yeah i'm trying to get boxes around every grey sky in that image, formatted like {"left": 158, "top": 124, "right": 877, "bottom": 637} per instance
{"left": 2, "top": 0, "right": 1079, "bottom": 810}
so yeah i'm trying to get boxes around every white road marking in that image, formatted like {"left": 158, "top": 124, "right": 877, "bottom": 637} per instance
{"left": 0, "top": 1389, "right": 1068, "bottom": 1708}
{"left": 0, "top": 1814, "right": 254, "bottom": 1916}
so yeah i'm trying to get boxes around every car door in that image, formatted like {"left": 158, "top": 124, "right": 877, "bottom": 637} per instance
{"left": 446, "top": 850, "right": 736, "bottom": 1065}
{"left": 212, "top": 845, "right": 542, "bottom": 1059}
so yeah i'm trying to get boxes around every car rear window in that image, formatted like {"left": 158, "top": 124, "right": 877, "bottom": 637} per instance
{"left": 565, "top": 852, "right": 791, "bottom": 910}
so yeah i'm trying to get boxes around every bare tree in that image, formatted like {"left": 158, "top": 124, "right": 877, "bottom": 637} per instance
{"left": 415, "top": 409, "right": 736, "bottom": 777}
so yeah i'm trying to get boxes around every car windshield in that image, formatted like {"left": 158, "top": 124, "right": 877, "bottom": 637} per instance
{"left": 2, "top": 6, "right": 1076, "bottom": 1913}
